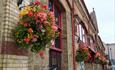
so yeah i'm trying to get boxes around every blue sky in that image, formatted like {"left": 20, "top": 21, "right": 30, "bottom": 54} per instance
{"left": 84, "top": 0, "right": 115, "bottom": 44}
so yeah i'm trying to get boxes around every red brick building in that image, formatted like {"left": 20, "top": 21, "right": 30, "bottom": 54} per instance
{"left": 0, "top": 0, "right": 106, "bottom": 70}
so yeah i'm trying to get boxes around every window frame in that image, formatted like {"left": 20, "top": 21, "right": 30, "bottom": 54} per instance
{"left": 49, "top": 0, "right": 63, "bottom": 51}
{"left": 49, "top": 0, "right": 63, "bottom": 70}
{"left": 76, "top": 23, "right": 87, "bottom": 43}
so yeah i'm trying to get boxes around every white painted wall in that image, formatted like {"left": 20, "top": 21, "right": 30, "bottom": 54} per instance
{"left": 106, "top": 43, "right": 115, "bottom": 59}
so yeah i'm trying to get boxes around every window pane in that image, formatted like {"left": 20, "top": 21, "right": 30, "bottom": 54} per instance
{"left": 87, "top": 37, "right": 90, "bottom": 46}
{"left": 49, "top": 0, "right": 62, "bottom": 49}
{"left": 49, "top": 50, "right": 61, "bottom": 70}
{"left": 77, "top": 25, "right": 80, "bottom": 36}
{"left": 83, "top": 35, "right": 85, "bottom": 43}
{"left": 54, "top": 6, "right": 61, "bottom": 49}
{"left": 74, "top": 24, "right": 77, "bottom": 35}
{"left": 54, "top": 7, "right": 59, "bottom": 25}
{"left": 79, "top": 25, "right": 82, "bottom": 40}
{"left": 78, "top": 24, "right": 86, "bottom": 42}
{"left": 55, "top": 37, "right": 60, "bottom": 48}
{"left": 48, "top": 0, "right": 53, "bottom": 11}
{"left": 82, "top": 29, "right": 85, "bottom": 42}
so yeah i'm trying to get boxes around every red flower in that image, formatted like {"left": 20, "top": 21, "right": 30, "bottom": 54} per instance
{"left": 42, "top": 5, "right": 48, "bottom": 10}
{"left": 28, "top": 28, "right": 33, "bottom": 33}
{"left": 28, "top": 11, "right": 33, "bottom": 17}
{"left": 24, "top": 37, "right": 30, "bottom": 43}
{"left": 24, "top": 23, "right": 28, "bottom": 27}
{"left": 38, "top": 51, "right": 45, "bottom": 58}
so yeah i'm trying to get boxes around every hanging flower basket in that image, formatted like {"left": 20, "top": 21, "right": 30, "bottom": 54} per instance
{"left": 14, "top": 1, "right": 59, "bottom": 53}
{"left": 94, "top": 56, "right": 108, "bottom": 65}
{"left": 94, "top": 52, "right": 102, "bottom": 64}
{"left": 76, "top": 47, "right": 90, "bottom": 62}
{"left": 101, "top": 56, "right": 108, "bottom": 65}
{"left": 94, "top": 52, "right": 108, "bottom": 65}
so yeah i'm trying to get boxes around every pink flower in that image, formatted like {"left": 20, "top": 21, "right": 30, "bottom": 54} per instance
{"left": 39, "top": 12, "right": 47, "bottom": 21}
{"left": 33, "top": 1, "right": 41, "bottom": 5}
{"left": 95, "top": 52, "right": 101, "bottom": 57}
{"left": 32, "top": 35, "right": 39, "bottom": 42}
{"left": 47, "top": 12, "right": 55, "bottom": 25}
{"left": 32, "top": 38, "right": 37, "bottom": 42}
{"left": 52, "top": 25, "right": 58, "bottom": 31}
{"left": 24, "top": 23, "right": 28, "bottom": 27}
{"left": 33, "top": 35, "right": 39, "bottom": 38}
{"left": 48, "top": 12, "right": 54, "bottom": 16}
{"left": 35, "top": 12, "right": 47, "bottom": 22}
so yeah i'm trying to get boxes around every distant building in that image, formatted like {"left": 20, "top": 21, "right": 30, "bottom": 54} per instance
{"left": 107, "top": 43, "right": 115, "bottom": 59}
{"left": 106, "top": 43, "right": 115, "bottom": 70}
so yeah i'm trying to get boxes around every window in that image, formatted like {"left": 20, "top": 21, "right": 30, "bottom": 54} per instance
{"left": 48, "top": 0, "right": 53, "bottom": 11}
{"left": 74, "top": 16, "right": 86, "bottom": 43}
{"left": 90, "top": 37, "right": 94, "bottom": 45}
{"left": 87, "top": 36, "right": 94, "bottom": 46}
{"left": 49, "top": 0, "right": 63, "bottom": 70}
{"left": 54, "top": 7, "right": 61, "bottom": 48}
{"left": 49, "top": 0, "right": 62, "bottom": 49}
{"left": 87, "top": 37, "right": 90, "bottom": 46}
{"left": 74, "top": 23, "right": 79, "bottom": 43}
{"left": 77, "top": 24, "right": 86, "bottom": 43}
{"left": 49, "top": 50, "right": 61, "bottom": 70}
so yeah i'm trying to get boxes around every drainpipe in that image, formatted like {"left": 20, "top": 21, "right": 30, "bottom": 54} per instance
{"left": 72, "top": 0, "right": 76, "bottom": 70}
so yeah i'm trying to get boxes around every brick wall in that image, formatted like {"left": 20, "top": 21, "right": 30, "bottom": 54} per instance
{"left": 66, "top": 12, "right": 73, "bottom": 70}
{"left": 0, "top": 0, "right": 51, "bottom": 70}
{"left": 61, "top": 11, "right": 73, "bottom": 70}
{"left": 60, "top": 0, "right": 74, "bottom": 69}
{"left": 85, "top": 63, "right": 93, "bottom": 70}
{"left": 0, "top": 0, "right": 29, "bottom": 70}
{"left": 85, "top": 63, "right": 102, "bottom": 70}
{"left": 0, "top": 54, "right": 28, "bottom": 70}
{"left": 0, "top": 0, "right": 4, "bottom": 53}
{"left": 27, "top": 48, "right": 49, "bottom": 70}
{"left": 76, "top": 62, "right": 82, "bottom": 70}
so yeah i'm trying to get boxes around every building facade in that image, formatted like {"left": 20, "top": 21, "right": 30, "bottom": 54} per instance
{"left": 106, "top": 43, "right": 115, "bottom": 59}
{"left": 0, "top": 0, "right": 106, "bottom": 70}
{"left": 106, "top": 43, "right": 115, "bottom": 70}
